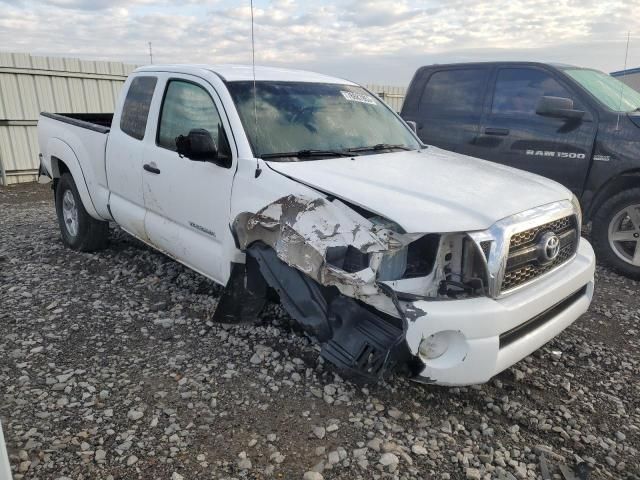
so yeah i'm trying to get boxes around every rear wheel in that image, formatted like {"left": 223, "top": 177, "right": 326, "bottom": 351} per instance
{"left": 55, "top": 173, "right": 109, "bottom": 251}
{"left": 592, "top": 188, "right": 640, "bottom": 279}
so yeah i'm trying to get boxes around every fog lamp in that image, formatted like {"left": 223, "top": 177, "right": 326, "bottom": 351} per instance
{"left": 418, "top": 333, "right": 449, "bottom": 360}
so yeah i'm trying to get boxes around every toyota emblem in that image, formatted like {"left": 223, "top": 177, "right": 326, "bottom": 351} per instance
{"left": 538, "top": 232, "right": 561, "bottom": 264}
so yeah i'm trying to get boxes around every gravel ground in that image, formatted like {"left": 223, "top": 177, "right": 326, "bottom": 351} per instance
{"left": 1, "top": 182, "right": 639, "bottom": 480}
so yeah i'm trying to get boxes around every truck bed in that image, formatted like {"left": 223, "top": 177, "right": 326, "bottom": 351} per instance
{"left": 38, "top": 111, "right": 114, "bottom": 220}
{"left": 40, "top": 112, "right": 113, "bottom": 133}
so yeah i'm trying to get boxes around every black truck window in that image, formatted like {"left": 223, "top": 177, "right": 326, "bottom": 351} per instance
{"left": 120, "top": 76, "right": 158, "bottom": 140}
{"left": 419, "top": 69, "right": 487, "bottom": 116}
{"left": 492, "top": 68, "right": 576, "bottom": 115}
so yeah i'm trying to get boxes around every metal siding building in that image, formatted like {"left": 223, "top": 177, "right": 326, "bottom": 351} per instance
{"left": 365, "top": 84, "right": 407, "bottom": 113}
{"left": 0, "top": 51, "right": 407, "bottom": 185}
{"left": 611, "top": 67, "right": 640, "bottom": 93}
{"left": 0, "top": 52, "right": 135, "bottom": 185}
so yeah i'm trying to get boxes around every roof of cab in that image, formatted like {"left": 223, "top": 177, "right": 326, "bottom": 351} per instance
{"left": 134, "top": 64, "right": 357, "bottom": 85}
{"left": 415, "top": 61, "right": 579, "bottom": 71}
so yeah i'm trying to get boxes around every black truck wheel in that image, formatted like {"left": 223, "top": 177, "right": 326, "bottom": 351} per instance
{"left": 55, "top": 173, "right": 109, "bottom": 251}
{"left": 592, "top": 188, "right": 640, "bottom": 279}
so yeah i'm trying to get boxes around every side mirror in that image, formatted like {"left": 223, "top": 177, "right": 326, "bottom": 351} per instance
{"left": 405, "top": 120, "right": 418, "bottom": 133}
{"left": 176, "top": 128, "right": 218, "bottom": 162}
{"left": 536, "top": 96, "right": 585, "bottom": 120}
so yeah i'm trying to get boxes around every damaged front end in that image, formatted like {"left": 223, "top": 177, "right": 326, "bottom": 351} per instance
{"left": 214, "top": 194, "right": 489, "bottom": 382}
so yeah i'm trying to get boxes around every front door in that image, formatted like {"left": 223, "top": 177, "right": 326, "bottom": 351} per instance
{"left": 476, "top": 67, "right": 597, "bottom": 195}
{"left": 142, "top": 75, "right": 236, "bottom": 285}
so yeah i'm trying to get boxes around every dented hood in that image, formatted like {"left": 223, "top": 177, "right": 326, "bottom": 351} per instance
{"left": 266, "top": 147, "right": 572, "bottom": 233}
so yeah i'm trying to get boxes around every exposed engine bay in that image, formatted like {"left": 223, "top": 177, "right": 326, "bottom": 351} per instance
{"left": 213, "top": 194, "right": 489, "bottom": 381}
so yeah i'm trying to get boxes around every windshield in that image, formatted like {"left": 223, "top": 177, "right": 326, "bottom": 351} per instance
{"left": 564, "top": 68, "right": 640, "bottom": 112}
{"left": 227, "top": 81, "right": 421, "bottom": 159}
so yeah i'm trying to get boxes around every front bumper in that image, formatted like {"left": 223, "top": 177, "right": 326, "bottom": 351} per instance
{"left": 403, "top": 239, "right": 595, "bottom": 386}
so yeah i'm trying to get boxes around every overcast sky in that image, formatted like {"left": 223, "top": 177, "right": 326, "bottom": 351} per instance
{"left": 1, "top": 0, "right": 640, "bottom": 85}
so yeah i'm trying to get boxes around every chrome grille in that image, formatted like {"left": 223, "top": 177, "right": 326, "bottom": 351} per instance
{"left": 502, "top": 215, "right": 578, "bottom": 292}
{"left": 502, "top": 243, "right": 575, "bottom": 291}
{"left": 509, "top": 216, "right": 573, "bottom": 250}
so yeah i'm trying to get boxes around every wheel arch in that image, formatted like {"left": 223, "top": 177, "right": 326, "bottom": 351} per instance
{"left": 47, "top": 138, "right": 102, "bottom": 220}
{"left": 585, "top": 170, "right": 640, "bottom": 222}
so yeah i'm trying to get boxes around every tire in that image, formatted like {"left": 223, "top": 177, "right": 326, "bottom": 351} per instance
{"left": 592, "top": 187, "right": 640, "bottom": 279}
{"left": 55, "top": 173, "right": 109, "bottom": 252}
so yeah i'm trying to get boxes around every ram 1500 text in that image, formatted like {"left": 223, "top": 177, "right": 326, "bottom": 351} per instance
{"left": 38, "top": 64, "right": 596, "bottom": 385}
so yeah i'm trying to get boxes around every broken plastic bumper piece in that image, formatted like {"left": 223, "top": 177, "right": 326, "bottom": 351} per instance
{"left": 246, "top": 243, "right": 411, "bottom": 382}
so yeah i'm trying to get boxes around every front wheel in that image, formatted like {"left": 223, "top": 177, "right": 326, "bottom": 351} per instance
{"left": 592, "top": 188, "right": 640, "bottom": 279}
{"left": 55, "top": 173, "right": 109, "bottom": 251}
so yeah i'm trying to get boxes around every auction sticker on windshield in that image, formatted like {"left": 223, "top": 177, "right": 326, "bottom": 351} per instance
{"left": 341, "top": 91, "right": 377, "bottom": 105}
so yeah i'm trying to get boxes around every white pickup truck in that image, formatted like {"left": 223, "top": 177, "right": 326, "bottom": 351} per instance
{"left": 38, "top": 64, "right": 595, "bottom": 385}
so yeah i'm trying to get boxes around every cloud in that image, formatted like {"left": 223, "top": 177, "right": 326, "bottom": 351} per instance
{"left": 40, "top": 0, "right": 127, "bottom": 9}
{"left": 341, "top": 0, "right": 423, "bottom": 27}
{"left": 1, "top": 0, "right": 639, "bottom": 84}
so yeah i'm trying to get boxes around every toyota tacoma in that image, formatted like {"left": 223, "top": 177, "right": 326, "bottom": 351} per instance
{"left": 38, "top": 64, "right": 596, "bottom": 385}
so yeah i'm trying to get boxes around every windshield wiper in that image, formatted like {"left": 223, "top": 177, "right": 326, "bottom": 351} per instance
{"left": 260, "top": 149, "right": 356, "bottom": 159}
{"left": 347, "top": 143, "right": 413, "bottom": 153}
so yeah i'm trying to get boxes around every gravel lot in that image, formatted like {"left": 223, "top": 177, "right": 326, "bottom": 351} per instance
{"left": 1, "top": 182, "right": 639, "bottom": 480}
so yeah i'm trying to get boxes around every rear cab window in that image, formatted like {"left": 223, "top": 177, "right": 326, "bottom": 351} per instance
{"left": 418, "top": 68, "right": 489, "bottom": 118}
{"left": 411, "top": 67, "right": 490, "bottom": 151}
{"left": 120, "top": 76, "right": 158, "bottom": 140}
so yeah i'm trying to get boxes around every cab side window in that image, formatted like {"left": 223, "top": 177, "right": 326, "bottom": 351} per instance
{"left": 492, "top": 68, "right": 580, "bottom": 115}
{"left": 419, "top": 69, "right": 488, "bottom": 117}
{"left": 120, "top": 76, "right": 157, "bottom": 140}
{"left": 157, "top": 80, "right": 230, "bottom": 161}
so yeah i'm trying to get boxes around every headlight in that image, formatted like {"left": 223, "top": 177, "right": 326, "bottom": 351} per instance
{"left": 369, "top": 215, "right": 409, "bottom": 281}
{"left": 378, "top": 247, "right": 408, "bottom": 280}
{"left": 571, "top": 194, "right": 583, "bottom": 231}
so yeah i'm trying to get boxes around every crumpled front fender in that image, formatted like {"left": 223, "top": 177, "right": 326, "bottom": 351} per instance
{"left": 233, "top": 194, "right": 421, "bottom": 317}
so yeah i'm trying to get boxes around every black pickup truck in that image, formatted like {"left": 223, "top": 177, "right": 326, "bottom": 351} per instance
{"left": 401, "top": 61, "right": 640, "bottom": 278}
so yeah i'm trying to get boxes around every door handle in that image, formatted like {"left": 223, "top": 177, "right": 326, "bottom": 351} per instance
{"left": 484, "top": 127, "right": 510, "bottom": 136}
{"left": 143, "top": 163, "right": 161, "bottom": 174}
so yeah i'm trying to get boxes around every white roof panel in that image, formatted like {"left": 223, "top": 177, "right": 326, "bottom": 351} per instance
{"left": 135, "top": 64, "right": 357, "bottom": 85}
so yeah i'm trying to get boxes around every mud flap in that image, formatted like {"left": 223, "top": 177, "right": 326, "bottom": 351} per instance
{"left": 38, "top": 158, "right": 52, "bottom": 185}
{"left": 212, "top": 259, "right": 268, "bottom": 324}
